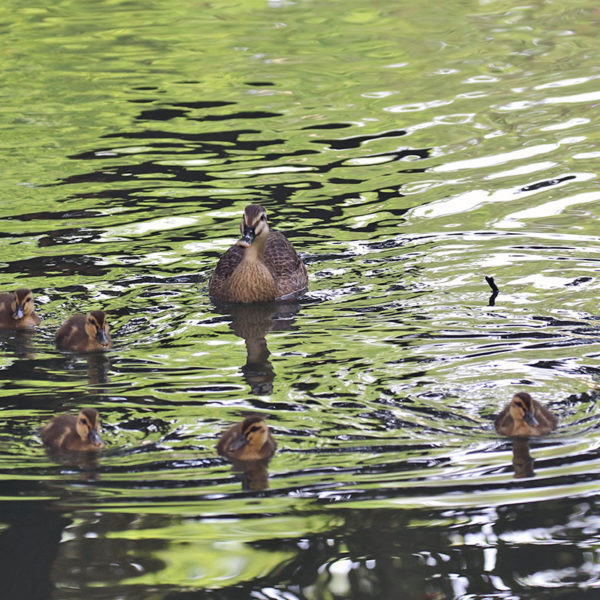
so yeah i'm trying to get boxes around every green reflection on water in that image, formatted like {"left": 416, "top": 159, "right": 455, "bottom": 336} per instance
{"left": 1, "top": 0, "right": 600, "bottom": 597}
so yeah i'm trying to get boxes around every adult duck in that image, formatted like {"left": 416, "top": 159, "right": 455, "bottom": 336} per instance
{"left": 209, "top": 204, "right": 308, "bottom": 303}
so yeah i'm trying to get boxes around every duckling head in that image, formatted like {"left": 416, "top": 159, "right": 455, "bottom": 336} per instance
{"left": 85, "top": 310, "right": 110, "bottom": 347}
{"left": 75, "top": 408, "right": 104, "bottom": 448}
{"left": 230, "top": 415, "right": 270, "bottom": 451}
{"left": 510, "top": 392, "right": 539, "bottom": 427}
{"left": 236, "top": 205, "right": 269, "bottom": 248}
{"left": 10, "top": 288, "right": 35, "bottom": 320}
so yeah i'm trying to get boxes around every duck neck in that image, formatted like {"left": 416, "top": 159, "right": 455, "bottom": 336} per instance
{"left": 242, "top": 231, "right": 268, "bottom": 263}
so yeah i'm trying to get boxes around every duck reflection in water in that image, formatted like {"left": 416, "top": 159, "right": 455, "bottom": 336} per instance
{"left": 511, "top": 437, "right": 535, "bottom": 479}
{"left": 219, "top": 302, "right": 301, "bottom": 395}
{"left": 217, "top": 415, "right": 276, "bottom": 491}
{"left": 0, "top": 328, "right": 37, "bottom": 359}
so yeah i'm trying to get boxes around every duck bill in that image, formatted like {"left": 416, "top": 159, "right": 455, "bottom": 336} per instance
{"left": 88, "top": 429, "right": 103, "bottom": 447}
{"left": 229, "top": 434, "right": 248, "bottom": 451}
{"left": 524, "top": 411, "right": 539, "bottom": 427}
{"left": 236, "top": 227, "right": 255, "bottom": 248}
{"left": 96, "top": 329, "right": 109, "bottom": 345}
{"left": 12, "top": 306, "right": 24, "bottom": 320}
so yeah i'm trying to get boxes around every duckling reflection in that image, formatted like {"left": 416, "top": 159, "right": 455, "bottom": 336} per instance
{"left": 222, "top": 302, "right": 300, "bottom": 395}
{"left": 495, "top": 392, "right": 558, "bottom": 437}
{"left": 217, "top": 415, "right": 276, "bottom": 491}
{"left": 0, "top": 288, "right": 41, "bottom": 328}
{"left": 232, "top": 459, "right": 271, "bottom": 491}
{"left": 209, "top": 204, "right": 308, "bottom": 303}
{"left": 55, "top": 310, "right": 112, "bottom": 352}
{"left": 511, "top": 437, "right": 535, "bottom": 479}
{"left": 85, "top": 352, "right": 111, "bottom": 385}
{"left": 40, "top": 408, "right": 104, "bottom": 452}
{"left": 0, "top": 327, "right": 36, "bottom": 359}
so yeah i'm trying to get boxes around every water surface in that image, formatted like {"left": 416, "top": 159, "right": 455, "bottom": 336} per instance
{"left": 1, "top": 0, "right": 600, "bottom": 598}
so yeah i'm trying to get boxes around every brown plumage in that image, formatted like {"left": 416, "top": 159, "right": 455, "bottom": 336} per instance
{"left": 495, "top": 392, "right": 558, "bottom": 437}
{"left": 217, "top": 415, "right": 276, "bottom": 461}
{"left": 209, "top": 205, "right": 308, "bottom": 303}
{"left": 55, "top": 310, "right": 112, "bottom": 352}
{"left": 0, "top": 288, "right": 41, "bottom": 328}
{"left": 40, "top": 408, "right": 104, "bottom": 451}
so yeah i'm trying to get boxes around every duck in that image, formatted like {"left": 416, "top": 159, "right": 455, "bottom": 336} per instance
{"left": 209, "top": 204, "right": 308, "bottom": 303}
{"left": 0, "top": 288, "right": 41, "bottom": 328}
{"left": 55, "top": 310, "right": 112, "bottom": 352}
{"left": 217, "top": 415, "right": 277, "bottom": 461}
{"left": 40, "top": 408, "right": 104, "bottom": 451}
{"left": 495, "top": 391, "right": 558, "bottom": 437}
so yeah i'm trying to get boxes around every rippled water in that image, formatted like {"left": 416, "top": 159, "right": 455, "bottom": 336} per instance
{"left": 2, "top": 0, "right": 600, "bottom": 598}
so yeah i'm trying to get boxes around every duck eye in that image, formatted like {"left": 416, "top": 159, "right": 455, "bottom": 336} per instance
{"left": 261, "top": 215, "right": 266, "bottom": 221}
{"left": 25, "top": 298, "right": 31, "bottom": 303}
{"left": 81, "top": 418, "right": 88, "bottom": 425}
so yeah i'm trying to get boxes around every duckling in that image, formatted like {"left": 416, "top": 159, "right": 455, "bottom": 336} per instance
{"left": 55, "top": 310, "right": 112, "bottom": 352}
{"left": 209, "top": 204, "right": 308, "bottom": 303}
{"left": 0, "top": 288, "right": 41, "bottom": 328}
{"left": 40, "top": 408, "right": 104, "bottom": 451}
{"left": 495, "top": 392, "right": 558, "bottom": 437}
{"left": 217, "top": 415, "right": 276, "bottom": 461}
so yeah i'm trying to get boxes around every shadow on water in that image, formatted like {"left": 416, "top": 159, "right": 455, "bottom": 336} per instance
{"left": 0, "top": 503, "right": 70, "bottom": 600}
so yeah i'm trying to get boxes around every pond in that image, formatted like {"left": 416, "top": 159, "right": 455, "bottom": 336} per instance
{"left": 1, "top": 0, "right": 600, "bottom": 598}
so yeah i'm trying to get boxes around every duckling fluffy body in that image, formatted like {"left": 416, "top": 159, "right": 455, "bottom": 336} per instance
{"left": 209, "top": 205, "right": 308, "bottom": 303}
{"left": 40, "top": 408, "right": 104, "bottom": 451}
{"left": 217, "top": 415, "right": 276, "bottom": 461}
{"left": 0, "top": 289, "right": 41, "bottom": 328}
{"left": 495, "top": 392, "right": 557, "bottom": 437}
{"left": 55, "top": 310, "right": 112, "bottom": 352}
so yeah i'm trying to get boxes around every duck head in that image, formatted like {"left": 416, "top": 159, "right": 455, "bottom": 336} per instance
{"left": 236, "top": 205, "right": 269, "bottom": 248}
{"left": 510, "top": 392, "right": 539, "bottom": 427}
{"left": 10, "top": 288, "right": 35, "bottom": 321}
{"left": 75, "top": 408, "right": 104, "bottom": 448}
{"left": 85, "top": 310, "right": 111, "bottom": 347}
{"left": 229, "top": 415, "right": 270, "bottom": 451}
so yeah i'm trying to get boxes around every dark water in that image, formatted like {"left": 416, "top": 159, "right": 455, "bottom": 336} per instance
{"left": 2, "top": 0, "right": 600, "bottom": 598}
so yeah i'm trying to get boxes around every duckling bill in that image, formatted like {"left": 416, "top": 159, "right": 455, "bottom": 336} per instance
{"left": 55, "top": 310, "right": 112, "bottom": 352}
{"left": 0, "top": 288, "right": 41, "bottom": 328}
{"left": 495, "top": 392, "right": 557, "bottom": 437}
{"left": 209, "top": 204, "right": 308, "bottom": 303}
{"left": 40, "top": 408, "right": 104, "bottom": 451}
{"left": 217, "top": 415, "right": 276, "bottom": 461}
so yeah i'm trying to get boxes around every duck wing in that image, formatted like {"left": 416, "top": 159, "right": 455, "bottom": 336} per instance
{"left": 494, "top": 404, "right": 513, "bottom": 435}
{"left": 209, "top": 245, "right": 245, "bottom": 298}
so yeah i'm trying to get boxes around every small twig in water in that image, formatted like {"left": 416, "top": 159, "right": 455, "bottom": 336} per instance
{"left": 485, "top": 276, "right": 499, "bottom": 306}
